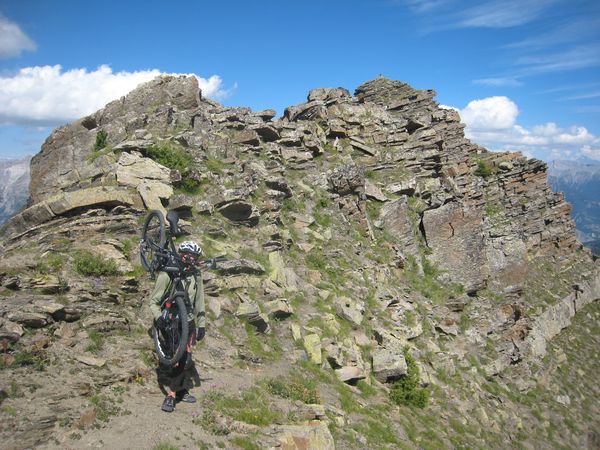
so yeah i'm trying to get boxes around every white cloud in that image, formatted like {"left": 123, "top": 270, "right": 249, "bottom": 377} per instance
{"left": 472, "top": 77, "right": 523, "bottom": 87}
{"left": 459, "top": 95, "right": 600, "bottom": 161}
{"left": 0, "top": 14, "right": 36, "bottom": 58}
{"left": 460, "top": 96, "right": 519, "bottom": 130}
{"left": 0, "top": 65, "right": 229, "bottom": 125}
{"left": 458, "top": 0, "right": 554, "bottom": 29}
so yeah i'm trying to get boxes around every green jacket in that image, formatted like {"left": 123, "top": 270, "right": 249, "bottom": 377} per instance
{"left": 149, "top": 271, "right": 205, "bottom": 328}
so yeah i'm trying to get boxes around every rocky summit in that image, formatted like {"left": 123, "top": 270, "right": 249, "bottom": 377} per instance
{"left": 0, "top": 75, "right": 599, "bottom": 450}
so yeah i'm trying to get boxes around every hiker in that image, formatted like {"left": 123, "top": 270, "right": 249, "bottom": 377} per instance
{"left": 149, "top": 240, "right": 206, "bottom": 412}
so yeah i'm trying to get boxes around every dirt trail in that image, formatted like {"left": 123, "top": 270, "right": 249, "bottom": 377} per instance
{"left": 39, "top": 353, "right": 294, "bottom": 450}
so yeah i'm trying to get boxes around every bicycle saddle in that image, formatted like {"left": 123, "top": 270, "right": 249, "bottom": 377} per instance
{"left": 166, "top": 210, "right": 181, "bottom": 237}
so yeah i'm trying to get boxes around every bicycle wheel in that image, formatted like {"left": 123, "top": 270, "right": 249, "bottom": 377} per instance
{"left": 153, "top": 294, "right": 189, "bottom": 367}
{"left": 140, "top": 210, "right": 167, "bottom": 272}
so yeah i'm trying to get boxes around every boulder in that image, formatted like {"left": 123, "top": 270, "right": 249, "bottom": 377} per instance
{"left": 236, "top": 302, "right": 270, "bottom": 333}
{"left": 217, "top": 200, "right": 260, "bottom": 226}
{"left": 276, "top": 421, "right": 335, "bottom": 450}
{"left": 263, "top": 299, "right": 294, "bottom": 319}
{"left": 372, "top": 348, "right": 408, "bottom": 383}
{"left": 137, "top": 180, "right": 173, "bottom": 214}
{"left": 115, "top": 151, "right": 171, "bottom": 187}
{"left": 303, "top": 334, "right": 322, "bottom": 364}
{"left": 335, "top": 366, "right": 366, "bottom": 383}
{"left": 335, "top": 296, "right": 364, "bottom": 326}
{"left": 218, "top": 259, "right": 266, "bottom": 276}
{"left": 327, "top": 164, "right": 365, "bottom": 195}
{"left": 6, "top": 311, "right": 50, "bottom": 328}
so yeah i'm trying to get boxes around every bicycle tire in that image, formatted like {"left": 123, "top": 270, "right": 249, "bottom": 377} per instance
{"left": 152, "top": 294, "right": 189, "bottom": 367}
{"left": 140, "top": 210, "right": 167, "bottom": 272}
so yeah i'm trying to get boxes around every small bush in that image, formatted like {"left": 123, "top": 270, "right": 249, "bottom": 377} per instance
{"left": 146, "top": 143, "right": 202, "bottom": 194}
{"left": 389, "top": 348, "right": 429, "bottom": 408}
{"left": 94, "top": 130, "right": 108, "bottom": 151}
{"left": 73, "top": 250, "right": 118, "bottom": 277}
{"left": 474, "top": 160, "right": 493, "bottom": 178}
{"left": 146, "top": 143, "right": 193, "bottom": 173}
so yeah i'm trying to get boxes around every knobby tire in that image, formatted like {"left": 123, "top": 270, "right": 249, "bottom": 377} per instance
{"left": 152, "top": 294, "right": 189, "bottom": 367}
{"left": 140, "top": 210, "right": 167, "bottom": 272}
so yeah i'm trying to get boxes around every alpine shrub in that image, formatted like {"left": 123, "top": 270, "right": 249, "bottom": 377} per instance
{"left": 389, "top": 348, "right": 429, "bottom": 408}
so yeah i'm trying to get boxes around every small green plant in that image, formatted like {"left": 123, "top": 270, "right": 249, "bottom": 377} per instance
{"left": 90, "top": 394, "right": 120, "bottom": 423}
{"left": 73, "top": 250, "right": 119, "bottom": 277}
{"left": 94, "top": 130, "right": 108, "bottom": 151}
{"left": 264, "top": 373, "right": 320, "bottom": 404}
{"left": 86, "top": 330, "right": 104, "bottom": 354}
{"left": 389, "top": 348, "right": 429, "bottom": 408}
{"left": 36, "top": 253, "right": 66, "bottom": 274}
{"left": 231, "top": 436, "right": 260, "bottom": 450}
{"left": 474, "top": 160, "right": 493, "bottom": 178}
{"left": 193, "top": 410, "right": 230, "bottom": 436}
{"left": 8, "top": 381, "right": 20, "bottom": 397}
{"left": 139, "top": 349, "right": 156, "bottom": 367}
{"left": 153, "top": 442, "right": 179, "bottom": 450}
{"left": 1, "top": 405, "right": 17, "bottom": 417}
{"left": 9, "top": 351, "right": 47, "bottom": 371}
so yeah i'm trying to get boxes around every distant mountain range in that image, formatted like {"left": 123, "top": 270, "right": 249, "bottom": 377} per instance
{"left": 0, "top": 156, "right": 31, "bottom": 225}
{"left": 547, "top": 159, "right": 600, "bottom": 255}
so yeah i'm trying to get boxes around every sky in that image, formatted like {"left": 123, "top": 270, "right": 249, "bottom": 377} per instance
{"left": 0, "top": 0, "right": 599, "bottom": 162}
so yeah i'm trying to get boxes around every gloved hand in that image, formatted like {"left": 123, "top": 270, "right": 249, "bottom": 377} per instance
{"left": 155, "top": 316, "right": 167, "bottom": 329}
{"left": 195, "top": 327, "right": 205, "bottom": 343}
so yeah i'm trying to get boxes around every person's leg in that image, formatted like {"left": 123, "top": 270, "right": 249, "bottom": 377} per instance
{"left": 175, "top": 321, "right": 196, "bottom": 402}
{"left": 161, "top": 389, "right": 176, "bottom": 412}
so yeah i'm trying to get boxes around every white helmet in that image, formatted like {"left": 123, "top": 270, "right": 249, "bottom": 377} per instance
{"left": 178, "top": 241, "right": 202, "bottom": 256}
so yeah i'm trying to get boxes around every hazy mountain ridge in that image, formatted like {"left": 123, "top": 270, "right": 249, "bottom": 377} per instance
{"left": 548, "top": 159, "right": 600, "bottom": 250}
{"left": 0, "top": 156, "right": 31, "bottom": 225}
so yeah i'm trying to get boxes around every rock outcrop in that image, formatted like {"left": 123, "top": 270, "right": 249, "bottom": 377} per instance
{"left": 0, "top": 75, "right": 598, "bottom": 450}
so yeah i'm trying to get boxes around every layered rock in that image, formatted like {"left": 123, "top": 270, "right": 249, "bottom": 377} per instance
{"left": 0, "top": 75, "right": 598, "bottom": 450}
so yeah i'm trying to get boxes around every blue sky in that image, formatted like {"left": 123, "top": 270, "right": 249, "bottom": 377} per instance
{"left": 1, "top": 0, "right": 599, "bottom": 161}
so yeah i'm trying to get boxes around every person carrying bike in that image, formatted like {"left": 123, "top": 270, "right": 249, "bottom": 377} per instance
{"left": 149, "top": 240, "right": 206, "bottom": 413}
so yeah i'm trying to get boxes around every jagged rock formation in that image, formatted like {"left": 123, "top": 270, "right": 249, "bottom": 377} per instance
{"left": 0, "top": 156, "right": 30, "bottom": 225}
{"left": 0, "top": 75, "right": 598, "bottom": 449}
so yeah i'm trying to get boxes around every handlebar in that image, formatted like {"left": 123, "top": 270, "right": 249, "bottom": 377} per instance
{"left": 162, "top": 255, "right": 227, "bottom": 275}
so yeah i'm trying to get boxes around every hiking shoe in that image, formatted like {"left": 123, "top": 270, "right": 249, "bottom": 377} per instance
{"left": 161, "top": 395, "right": 175, "bottom": 412}
{"left": 176, "top": 390, "right": 196, "bottom": 403}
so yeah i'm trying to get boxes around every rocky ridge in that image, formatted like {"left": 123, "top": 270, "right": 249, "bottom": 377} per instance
{"left": 0, "top": 75, "right": 598, "bottom": 449}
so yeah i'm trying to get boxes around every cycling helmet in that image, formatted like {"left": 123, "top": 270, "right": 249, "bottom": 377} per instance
{"left": 178, "top": 241, "right": 202, "bottom": 256}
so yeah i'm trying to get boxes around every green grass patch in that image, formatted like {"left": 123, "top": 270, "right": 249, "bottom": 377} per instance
{"left": 1, "top": 350, "right": 47, "bottom": 371}
{"left": 154, "top": 442, "right": 179, "bottom": 450}
{"left": 146, "top": 142, "right": 202, "bottom": 194}
{"left": 73, "top": 250, "right": 119, "bottom": 277}
{"left": 263, "top": 372, "right": 320, "bottom": 404}
{"left": 204, "top": 387, "right": 281, "bottom": 426}
{"left": 90, "top": 394, "right": 120, "bottom": 424}
{"left": 85, "top": 330, "right": 104, "bottom": 354}
{"left": 36, "top": 252, "right": 66, "bottom": 274}
{"left": 230, "top": 436, "right": 260, "bottom": 450}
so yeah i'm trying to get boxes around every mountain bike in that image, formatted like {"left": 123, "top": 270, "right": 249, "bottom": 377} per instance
{"left": 140, "top": 209, "right": 225, "bottom": 366}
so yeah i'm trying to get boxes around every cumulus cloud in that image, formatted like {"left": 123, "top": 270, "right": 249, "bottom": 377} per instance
{"left": 460, "top": 96, "right": 519, "bottom": 130}
{"left": 459, "top": 95, "right": 600, "bottom": 161}
{"left": 0, "top": 65, "right": 228, "bottom": 125}
{"left": 0, "top": 14, "right": 36, "bottom": 58}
